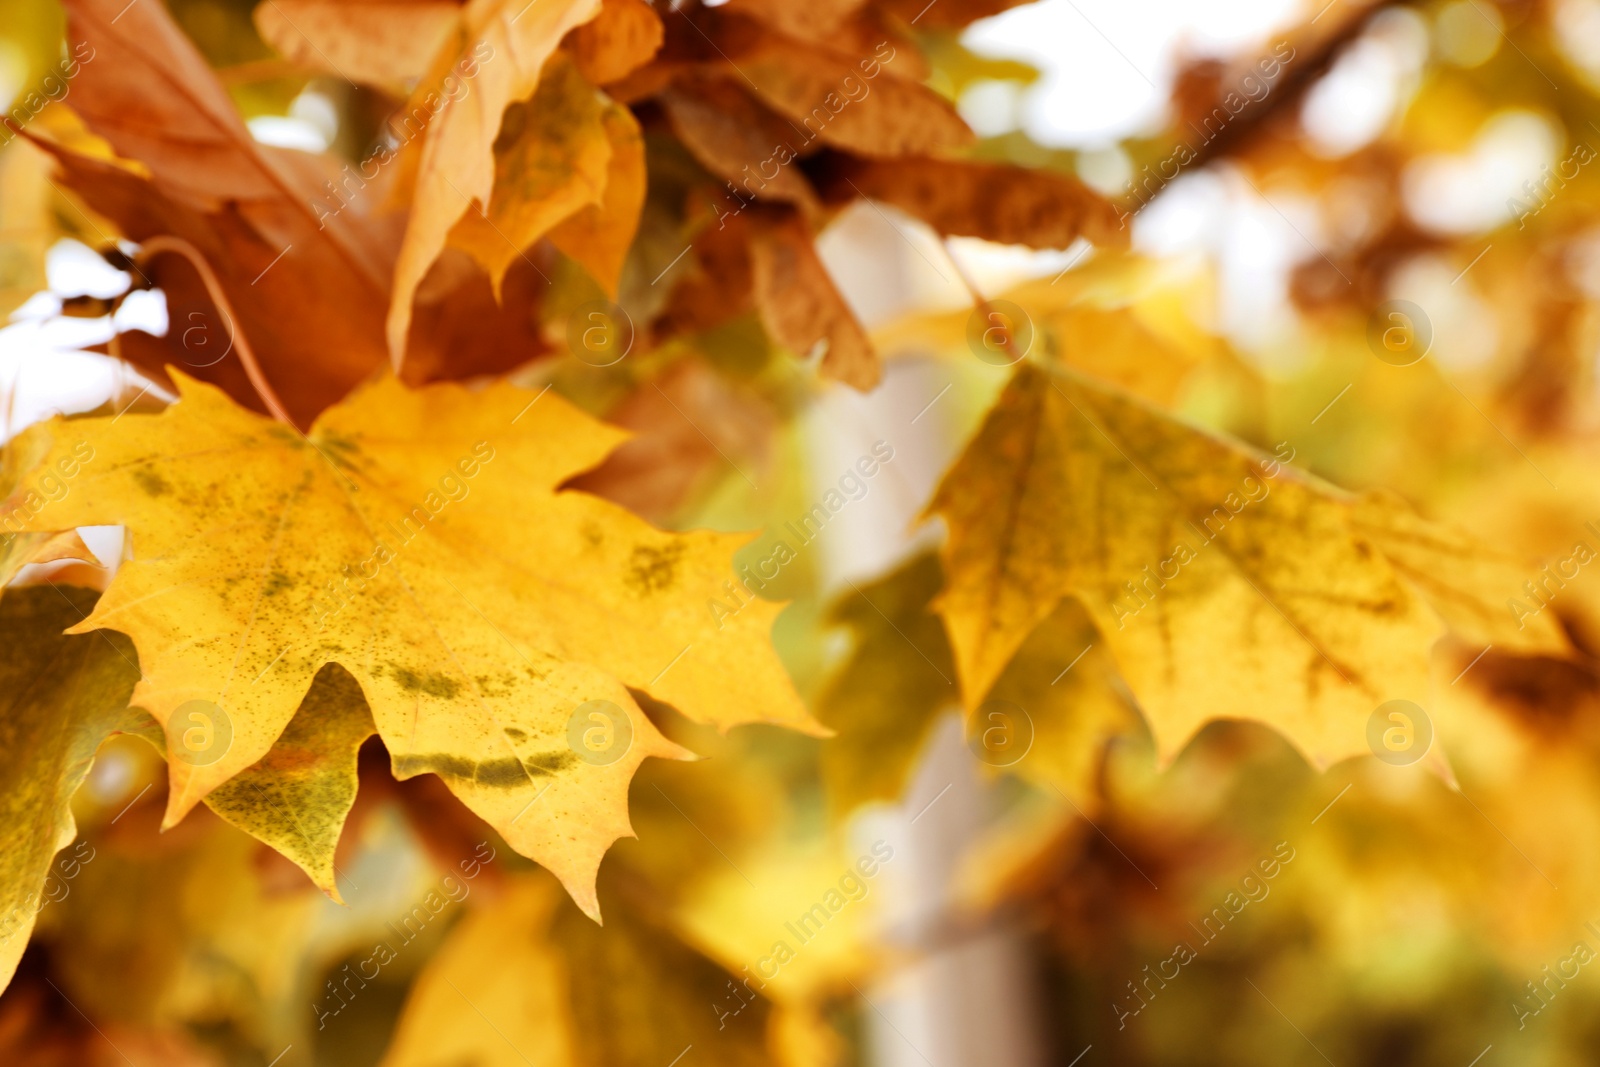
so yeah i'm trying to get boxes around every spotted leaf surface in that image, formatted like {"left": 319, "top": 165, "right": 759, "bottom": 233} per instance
{"left": 926, "top": 363, "right": 1505, "bottom": 770}
{"left": 199, "top": 663, "right": 376, "bottom": 901}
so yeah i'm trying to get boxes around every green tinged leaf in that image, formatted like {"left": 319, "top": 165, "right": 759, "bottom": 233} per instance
{"left": 816, "top": 554, "right": 957, "bottom": 812}
{"left": 381, "top": 876, "right": 778, "bottom": 1067}
{"left": 201, "top": 664, "right": 376, "bottom": 902}
{"left": 817, "top": 553, "right": 1143, "bottom": 813}
{"left": 0, "top": 585, "right": 143, "bottom": 993}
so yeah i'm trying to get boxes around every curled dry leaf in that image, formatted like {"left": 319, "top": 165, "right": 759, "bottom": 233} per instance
{"left": 548, "top": 94, "right": 647, "bottom": 295}
{"left": 387, "top": 0, "right": 605, "bottom": 364}
{"left": 823, "top": 155, "right": 1127, "bottom": 250}
{"left": 447, "top": 53, "right": 613, "bottom": 296}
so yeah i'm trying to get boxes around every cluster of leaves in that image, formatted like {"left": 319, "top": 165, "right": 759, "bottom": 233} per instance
{"left": 3, "top": 0, "right": 1600, "bottom": 1063}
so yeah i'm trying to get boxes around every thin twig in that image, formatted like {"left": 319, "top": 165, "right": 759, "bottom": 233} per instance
{"left": 943, "top": 238, "right": 1019, "bottom": 361}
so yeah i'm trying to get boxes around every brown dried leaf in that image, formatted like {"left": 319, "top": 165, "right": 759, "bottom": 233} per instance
{"left": 873, "top": 0, "right": 1034, "bottom": 30}
{"left": 44, "top": 0, "right": 399, "bottom": 422}
{"left": 733, "top": 32, "right": 971, "bottom": 159}
{"left": 659, "top": 74, "right": 820, "bottom": 209}
{"left": 650, "top": 213, "right": 754, "bottom": 344}
{"left": 253, "top": 0, "right": 461, "bottom": 86}
{"left": 826, "top": 155, "right": 1127, "bottom": 249}
{"left": 403, "top": 252, "right": 553, "bottom": 382}
{"left": 721, "top": 0, "right": 867, "bottom": 43}
{"left": 749, "top": 208, "right": 879, "bottom": 389}
{"left": 570, "top": 357, "right": 775, "bottom": 524}
{"left": 34, "top": 141, "right": 392, "bottom": 424}
{"left": 566, "top": 0, "right": 663, "bottom": 85}
{"left": 60, "top": 0, "right": 392, "bottom": 286}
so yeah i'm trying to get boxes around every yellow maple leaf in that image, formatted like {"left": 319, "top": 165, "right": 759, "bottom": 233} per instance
{"left": 815, "top": 554, "right": 957, "bottom": 813}
{"left": 1350, "top": 489, "right": 1572, "bottom": 655}
{"left": 0, "top": 422, "right": 100, "bottom": 587}
{"left": 978, "top": 591, "right": 1147, "bottom": 806}
{"left": 927, "top": 362, "right": 1566, "bottom": 770}
{"left": 871, "top": 254, "right": 1219, "bottom": 409}
{"left": 8, "top": 373, "right": 818, "bottom": 917}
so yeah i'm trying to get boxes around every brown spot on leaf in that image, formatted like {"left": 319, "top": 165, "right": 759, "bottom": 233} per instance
{"left": 393, "top": 666, "right": 462, "bottom": 699}
{"left": 133, "top": 467, "right": 171, "bottom": 496}
{"left": 626, "top": 543, "right": 684, "bottom": 594}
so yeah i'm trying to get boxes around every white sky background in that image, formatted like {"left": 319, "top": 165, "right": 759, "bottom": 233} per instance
{"left": 866, "top": 0, "right": 1563, "bottom": 369}
{"left": 820, "top": 0, "right": 1365, "bottom": 353}
{"left": 963, "top": 0, "right": 1306, "bottom": 145}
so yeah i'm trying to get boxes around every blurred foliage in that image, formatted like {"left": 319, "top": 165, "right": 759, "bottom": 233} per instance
{"left": 7, "top": 0, "right": 1600, "bottom": 1065}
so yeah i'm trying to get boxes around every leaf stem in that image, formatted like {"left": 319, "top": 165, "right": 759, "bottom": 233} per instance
{"left": 942, "top": 237, "right": 1019, "bottom": 361}
{"left": 136, "top": 236, "right": 295, "bottom": 426}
